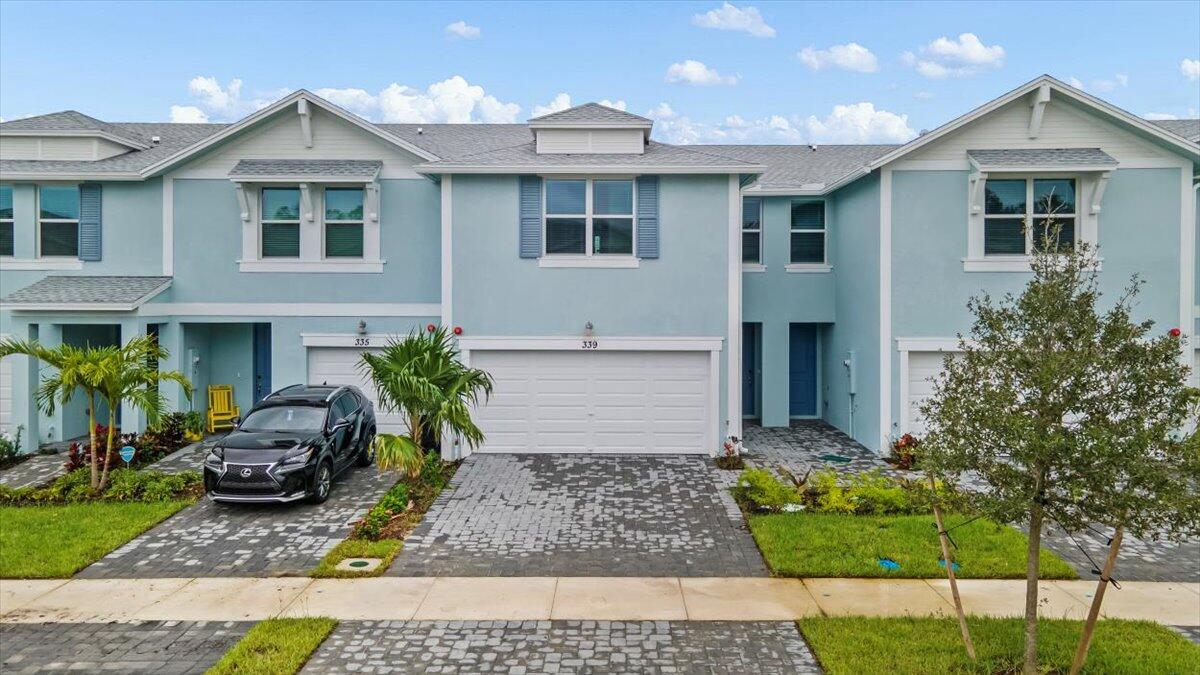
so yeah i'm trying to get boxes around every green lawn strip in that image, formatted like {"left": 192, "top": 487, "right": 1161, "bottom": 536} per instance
{"left": 310, "top": 538, "right": 402, "bottom": 578}
{"left": 206, "top": 618, "right": 337, "bottom": 675}
{"left": 0, "top": 501, "right": 190, "bottom": 578}
{"left": 797, "top": 616, "right": 1200, "bottom": 675}
{"left": 749, "top": 512, "right": 1076, "bottom": 579}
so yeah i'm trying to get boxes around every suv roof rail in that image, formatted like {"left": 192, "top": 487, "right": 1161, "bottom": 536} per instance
{"left": 324, "top": 385, "right": 349, "bottom": 402}
{"left": 266, "top": 384, "right": 306, "bottom": 399}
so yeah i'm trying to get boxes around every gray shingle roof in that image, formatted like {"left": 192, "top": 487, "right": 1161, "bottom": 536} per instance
{"left": 415, "top": 140, "right": 762, "bottom": 171}
{"left": 229, "top": 159, "right": 382, "bottom": 178}
{"left": 381, "top": 124, "right": 532, "bottom": 160}
{"left": 0, "top": 122, "right": 227, "bottom": 175}
{"left": 967, "top": 148, "right": 1118, "bottom": 168}
{"left": 1149, "top": 119, "right": 1200, "bottom": 143}
{"left": 704, "top": 144, "right": 898, "bottom": 191}
{"left": 2, "top": 276, "right": 172, "bottom": 308}
{"left": 0, "top": 110, "right": 151, "bottom": 148}
{"left": 529, "top": 103, "right": 652, "bottom": 126}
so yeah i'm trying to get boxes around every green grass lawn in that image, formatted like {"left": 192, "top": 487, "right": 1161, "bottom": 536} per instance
{"left": 206, "top": 618, "right": 337, "bottom": 675}
{"left": 311, "top": 538, "right": 402, "bottom": 578}
{"left": 749, "top": 512, "right": 1077, "bottom": 579}
{"left": 798, "top": 616, "right": 1200, "bottom": 674}
{"left": 0, "top": 501, "right": 190, "bottom": 578}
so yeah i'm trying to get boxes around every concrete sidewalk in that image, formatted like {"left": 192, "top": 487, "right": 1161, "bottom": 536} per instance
{"left": 2, "top": 577, "right": 1197, "bottom": 625}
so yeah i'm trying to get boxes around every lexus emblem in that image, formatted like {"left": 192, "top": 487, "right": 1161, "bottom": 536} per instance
{"left": 240, "top": 468, "right": 252, "bottom": 478}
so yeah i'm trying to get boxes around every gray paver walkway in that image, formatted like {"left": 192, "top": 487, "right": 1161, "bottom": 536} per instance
{"left": 76, "top": 464, "right": 395, "bottom": 578}
{"left": 742, "top": 421, "right": 1200, "bottom": 583}
{"left": 146, "top": 439, "right": 214, "bottom": 474}
{"left": 0, "top": 454, "right": 65, "bottom": 489}
{"left": 0, "top": 620, "right": 250, "bottom": 674}
{"left": 389, "top": 454, "right": 767, "bottom": 577}
{"left": 301, "top": 620, "right": 821, "bottom": 674}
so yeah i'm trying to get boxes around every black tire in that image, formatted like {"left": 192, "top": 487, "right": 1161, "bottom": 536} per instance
{"left": 356, "top": 428, "right": 377, "bottom": 467}
{"left": 309, "top": 460, "right": 333, "bottom": 504}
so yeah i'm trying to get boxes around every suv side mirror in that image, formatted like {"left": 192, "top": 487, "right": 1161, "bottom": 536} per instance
{"left": 330, "top": 417, "right": 352, "bottom": 432}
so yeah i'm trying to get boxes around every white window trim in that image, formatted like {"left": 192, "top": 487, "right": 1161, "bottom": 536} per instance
{"left": 36, "top": 185, "right": 81, "bottom": 260}
{"left": 237, "top": 181, "right": 384, "bottom": 273}
{"left": 742, "top": 197, "right": 762, "bottom": 265}
{"left": 789, "top": 200, "right": 827, "bottom": 265}
{"left": 542, "top": 177, "right": 637, "bottom": 264}
{"left": 742, "top": 262, "right": 767, "bottom": 273}
{"left": 965, "top": 172, "right": 1101, "bottom": 272}
{"left": 0, "top": 257, "right": 84, "bottom": 271}
{"left": 259, "top": 186, "right": 302, "bottom": 259}
{"left": 322, "top": 186, "right": 366, "bottom": 260}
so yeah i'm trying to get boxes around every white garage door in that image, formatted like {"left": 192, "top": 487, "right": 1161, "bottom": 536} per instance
{"left": 469, "top": 350, "right": 711, "bottom": 454}
{"left": 306, "top": 347, "right": 405, "bottom": 434}
{"left": 905, "top": 351, "right": 956, "bottom": 437}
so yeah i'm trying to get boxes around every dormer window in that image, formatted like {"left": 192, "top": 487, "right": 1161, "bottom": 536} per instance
{"left": 528, "top": 103, "right": 653, "bottom": 155}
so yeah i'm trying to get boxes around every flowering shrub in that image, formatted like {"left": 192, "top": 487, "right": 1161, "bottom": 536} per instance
{"left": 888, "top": 433, "right": 922, "bottom": 470}
{"left": 733, "top": 467, "right": 960, "bottom": 515}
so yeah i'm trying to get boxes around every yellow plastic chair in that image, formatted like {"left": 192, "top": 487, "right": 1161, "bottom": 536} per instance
{"left": 206, "top": 385, "right": 241, "bottom": 433}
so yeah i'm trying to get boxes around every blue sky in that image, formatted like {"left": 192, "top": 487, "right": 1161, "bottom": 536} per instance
{"left": 1, "top": 1, "right": 1198, "bottom": 144}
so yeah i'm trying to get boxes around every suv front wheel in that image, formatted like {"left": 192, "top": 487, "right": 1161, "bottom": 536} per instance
{"left": 309, "top": 460, "right": 333, "bottom": 504}
{"left": 356, "top": 429, "right": 377, "bottom": 467}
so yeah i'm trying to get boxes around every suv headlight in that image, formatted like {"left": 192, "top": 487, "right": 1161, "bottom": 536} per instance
{"left": 281, "top": 447, "right": 313, "bottom": 465}
{"left": 204, "top": 447, "right": 224, "bottom": 466}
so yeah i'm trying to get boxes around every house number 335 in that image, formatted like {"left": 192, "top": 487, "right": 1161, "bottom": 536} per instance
{"left": 581, "top": 340, "right": 599, "bottom": 350}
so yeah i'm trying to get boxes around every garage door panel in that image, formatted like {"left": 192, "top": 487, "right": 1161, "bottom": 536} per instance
{"left": 906, "top": 351, "right": 961, "bottom": 437}
{"left": 471, "top": 349, "right": 711, "bottom": 454}
{"left": 307, "top": 347, "right": 406, "bottom": 435}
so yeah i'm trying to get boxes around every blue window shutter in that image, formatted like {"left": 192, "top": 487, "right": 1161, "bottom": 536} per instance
{"left": 636, "top": 175, "right": 659, "bottom": 259}
{"left": 78, "top": 183, "right": 102, "bottom": 261}
{"left": 518, "top": 175, "right": 542, "bottom": 258}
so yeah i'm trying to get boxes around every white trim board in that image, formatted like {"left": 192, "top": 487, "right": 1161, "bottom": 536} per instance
{"left": 236, "top": 259, "right": 386, "bottom": 273}
{"left": 138, "top": 302, "right": 440, "bottom": 317}
{"left": 0, "top": 258, "right": 84, "bottom": 271}
{"left": 457, "top": 336, "right": 724, "bottom": 352}
{"left": 878, "top": 166, "right": 892, "bottom": 452}
{"left": 727, "top": 174, "right": 743, "bottom": 441}
{"left": 440, "top": 174, "right": 453, "bottom": 329}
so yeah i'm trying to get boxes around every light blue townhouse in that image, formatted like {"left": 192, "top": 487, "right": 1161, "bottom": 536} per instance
{"left": 1, "top": 75, "right": 1197, "bottom": 456}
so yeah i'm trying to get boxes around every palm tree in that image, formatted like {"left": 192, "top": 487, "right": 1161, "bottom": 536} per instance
{"left": 92, "top": 335, "right": 191, "bottom": 489}
{"left": 359, "top": 327, "right": 493, "bottom": 475}
{"left": 0, "top": 337, "right": 110, "bottom": 486}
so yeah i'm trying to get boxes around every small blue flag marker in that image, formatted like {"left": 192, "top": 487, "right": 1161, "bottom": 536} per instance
{"left": 877, "top": 558, "right": 901, "bottom": 570}
{"left": 119, "top": 445, "right": 136, "bottom": 464}
{"left": 938, "top": 559, "right": 961, "bottom": 572}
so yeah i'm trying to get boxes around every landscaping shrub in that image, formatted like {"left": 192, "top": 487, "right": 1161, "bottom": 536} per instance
{"left": 0, "top": 426, "right": 24, "bottom": 468}
{"left": 0, "top": 468, "right": 202, "bottom": 505}
{"left": 734, "top": 467, "right": 960, "bottom": 516}
{"left": 354, "top": 482, "right": 411, "bottom": 540}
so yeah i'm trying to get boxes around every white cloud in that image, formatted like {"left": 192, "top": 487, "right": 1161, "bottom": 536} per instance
{"left": 646, "top": 102, "right": 677, "bottom": 120}
{"left": 169, "top": 105, "right": 209, "bottom": 123}
{"left": 1067, "top": 76, "right": 1086, "bottom": 90}
{"left": 665, "top": 60, "right": 739, "bottom": 86}
{"left": 187, "top": 76, "right": 243, "bottom": 113}
{"left": 598, "top": 99, "right": 627, "bottom": 111}
{"left": 691, "top": 3, "right": 775, "bottom": 38}
{"left": 1115, "top": 73, "right": 1129, "bottom": 87}
{"left": 802, "top": 102, "right": 917, "bottom": 143}
{"left": 798, "top": 43, "right": 879, "bottom": 73}
{"left": 1143, "top": 112, "right": 1179, "bottom": 121}
{"left": 903, "top": 33, "right": 1005, "bottom": 79}
{"left": 651, "top": 101, "right": 914, "bottom": 145}
{"left": 532, "top": 93, "right": 573, "bottom": 118}
{"left": 313, "top": 77, "right": 521, "bottom": 123}
{"left": 1182, "top": 58, "right": 1200, "bottom": 82}
{"left": 445, "top": 21, "right": 481, "bottom": 39}
{"left": 314, "top": 87, "right": 378, "bottom": 116}
{"left": 913, "top": 91, "right": 934, "bottom": 100}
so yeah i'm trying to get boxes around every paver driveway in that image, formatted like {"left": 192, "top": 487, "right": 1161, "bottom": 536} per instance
{"left": 77, "top": 465, "right": 395, "bottom": 578}
{"left": 302, "top": 620, "right": 820, "bottom": 674}
{"left": 389, "top": 454, "right": 767, "bottom": 577}
{"left": 0, "top": 621, "right": 251, "bottom": 674}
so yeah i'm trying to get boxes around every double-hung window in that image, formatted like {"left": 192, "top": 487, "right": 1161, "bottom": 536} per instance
{"left": 544, "top": 178, "right": 634, "bottom": 256}
{"left": 38, "top": 185, "right": 80, "bottom": 257}
{"left": 0, "top": 185, "right": 13, "bottom": 257}
{"left": 789, "top": 201, "right": 825, "bottom": 264}
{"left": 742, "top": 197, "right": 762, "bottom": 264}
{"left": 984, "top": 178, "right": 1076, "bottom": 255}
{"left": 324, "top": 187, "right": 364, "bottom": 258}
{"left": 260, "top": 187, "right": 301, "bottom": 258}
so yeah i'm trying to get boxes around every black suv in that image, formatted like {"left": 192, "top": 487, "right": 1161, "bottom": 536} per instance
{"left": 204, "top": 384, "right": 377, "bottom": 504}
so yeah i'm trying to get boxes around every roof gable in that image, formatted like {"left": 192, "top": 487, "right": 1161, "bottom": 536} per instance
{"left": 528, "top": 103, "right": 652, "bottom": 128}
{"left": 1, "top": 110, "right": 150, "bottom": 149}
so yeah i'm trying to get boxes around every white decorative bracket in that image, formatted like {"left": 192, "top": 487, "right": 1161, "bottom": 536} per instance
{"left": 1091, "top": 171, "right": 1111, "bottom": 214}
{"left": 297, "top": 99, "right": 313, "bottom": 148}
{"left": 299, "top": 183, "right": 314, "bottom": 222}
{"left": 366, "top": 182, "right": 380, "bottom": 222}
{"left": 969, "top": 172, "right": 988, "bottom": 214}
{"left": 1028, "top": 83, "right": 1051, "bottom": 139}
{"left": 234, "top": 183, "right": 250, "bottom": 222}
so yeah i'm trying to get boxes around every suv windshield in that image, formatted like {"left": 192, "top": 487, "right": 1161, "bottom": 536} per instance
{"left": 239, "top": 405, "right": 326, "bottom": 432}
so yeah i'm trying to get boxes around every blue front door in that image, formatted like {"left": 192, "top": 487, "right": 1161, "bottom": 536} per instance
{"left": 789, "top": 324, "right": 817, "bottom": 417}
{"left": 742, "top": 323, "right": 758, "bottom": 416}
{"left": 252, "top": 323, "right": 271, "bottom": 404}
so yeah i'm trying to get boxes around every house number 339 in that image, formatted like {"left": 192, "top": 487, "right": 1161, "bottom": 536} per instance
{"left": 581, "top": 340, "right": 599, "bottom": 350}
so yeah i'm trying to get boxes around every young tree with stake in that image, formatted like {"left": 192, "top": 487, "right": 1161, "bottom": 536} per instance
{"left": 919, "top": 225, "right": 1199, "bottom": 674}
